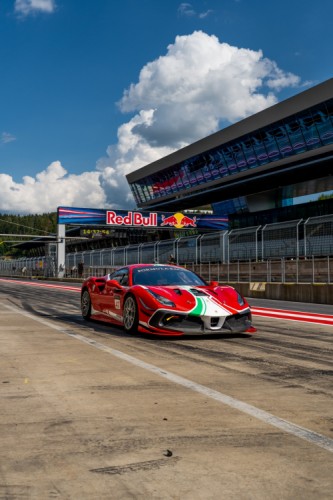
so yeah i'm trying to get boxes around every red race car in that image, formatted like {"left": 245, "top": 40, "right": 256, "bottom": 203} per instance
{"left": 81, "top": 264, "right": 256, "bottom": 336}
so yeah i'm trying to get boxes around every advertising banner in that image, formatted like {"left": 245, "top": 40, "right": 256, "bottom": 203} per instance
{"left": 57, "top": 206, "right": 228, "bottom": 230}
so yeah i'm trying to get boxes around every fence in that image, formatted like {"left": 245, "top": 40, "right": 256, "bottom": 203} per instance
{"left": 0, "top": 214, "right": 332, "bottom": 283}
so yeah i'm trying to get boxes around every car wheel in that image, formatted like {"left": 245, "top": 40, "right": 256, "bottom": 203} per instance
{"left": 123, "top": 295, "right": 139, "bottom": 334}
{"left": 81, "top": 289, "right": 92, "bottom": 320}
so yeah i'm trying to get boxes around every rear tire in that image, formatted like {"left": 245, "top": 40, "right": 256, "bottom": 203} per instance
{"left": 123, "top": 295, "right": 139, "bottom": 334}
{"left": 81, "top": 289, "right": 92, "bottom": 320}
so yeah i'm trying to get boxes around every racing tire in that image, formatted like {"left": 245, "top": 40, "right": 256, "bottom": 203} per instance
{"left": 123, "top": 295, "right": 139, "bottom": 334}
{"left": 81, "top": 289, "right": 92, "bottom": 320}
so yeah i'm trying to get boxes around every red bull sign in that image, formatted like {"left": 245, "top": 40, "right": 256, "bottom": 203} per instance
{"left": 57, "top": 207, "right": 228, "bottom": 230}
{"left": 106, "top": 210, "right": 197, "bottom": 229}
{"left": 107, "top": 211, "right": 158, "bottom": 227}
{"left": 160, "top": 212, "right": 197, "bottom": 228}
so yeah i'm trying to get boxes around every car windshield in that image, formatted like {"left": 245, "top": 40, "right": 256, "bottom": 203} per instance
{"left": 132, "top": 266, "right": 206, "bottom": 286}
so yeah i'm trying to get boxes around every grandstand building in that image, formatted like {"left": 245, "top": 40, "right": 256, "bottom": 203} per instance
{"left": 126, "top": 78, "right": 333, "bottom": 228}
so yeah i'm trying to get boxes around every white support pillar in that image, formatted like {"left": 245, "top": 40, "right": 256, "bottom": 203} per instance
{"left": 57, "top": 224, "right": 66, "bottom": 278}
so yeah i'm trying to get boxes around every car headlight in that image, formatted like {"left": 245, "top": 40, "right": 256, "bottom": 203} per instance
{"left": 236, "top": 292, "right": 245, "bottom": 306}
{"left": 147, "top": 290, "right": 175, "bottom": 307}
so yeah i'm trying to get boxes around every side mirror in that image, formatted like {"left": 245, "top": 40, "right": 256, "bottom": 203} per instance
{"left": 106, "top": 279, "right": 123, "bottom": 289}
{"left": 210, "top": 281, "right": 219, "bottom": 287}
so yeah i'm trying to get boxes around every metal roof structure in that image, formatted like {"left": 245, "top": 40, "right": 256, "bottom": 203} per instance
{"left": 126, "top": 79, "right": 333, "bottom": 213}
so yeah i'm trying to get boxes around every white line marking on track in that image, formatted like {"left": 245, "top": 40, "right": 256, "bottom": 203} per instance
{"left": 2, "top": 302, "right": 333, "bottom": 454}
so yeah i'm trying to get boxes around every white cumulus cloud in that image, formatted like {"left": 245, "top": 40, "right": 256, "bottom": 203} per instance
{"left": 99, "top": 31, "right": 300, "bottom": 207}
{"left": 1, "top": 132, "right": 16, "bottom": 144}
{"left": 15, "top": 0, "right": 56, "bottom": 16}
{"left": 178, "top": 3, "right": 213, "bottom": 19}
{"left": 0, "top": 162, "right": 106, "bottom": 213}
{"left": 0, "top": 31, "right": 301, "bottom": 214}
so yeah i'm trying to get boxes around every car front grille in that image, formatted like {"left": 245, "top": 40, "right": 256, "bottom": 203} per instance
{"left": 149, "top": 310, "right": 251, "bottom": 334}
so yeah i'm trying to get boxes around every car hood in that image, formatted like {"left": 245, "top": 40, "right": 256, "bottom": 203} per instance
{"left": 142, "top": 284, "right": 248, "bottom": 316}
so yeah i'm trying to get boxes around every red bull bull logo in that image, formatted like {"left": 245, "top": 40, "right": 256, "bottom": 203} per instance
{"left": 160, "top": 212, "right": 197, "bottom": 229}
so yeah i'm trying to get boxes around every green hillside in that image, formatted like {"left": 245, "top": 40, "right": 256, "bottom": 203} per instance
{"left": 0, "top": 212, "right": 57, "bottom": 257}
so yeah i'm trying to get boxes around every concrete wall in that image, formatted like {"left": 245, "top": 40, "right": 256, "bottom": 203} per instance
{"left": 229, "top": 282, "right": 333, "bottom": 305}
{"left": 191, "top": 262, "right": 333, "bottom": 305}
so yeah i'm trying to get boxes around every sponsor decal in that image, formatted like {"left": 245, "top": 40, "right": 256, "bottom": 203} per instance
{"left": 160, "top": 212, "right": 197, "bottom": 229}
{"left": 58, "top": 206, "right": 228, "bottom": 229}
{"left": 106, "top": 211, "right": 158, "bottom": 227}
{"left": 136, "top": 266, "right": 173, "bottom": 273}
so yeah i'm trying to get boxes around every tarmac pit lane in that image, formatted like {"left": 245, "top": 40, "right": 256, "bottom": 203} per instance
{"left": 0, "top": 295, "right": 333, "bottom": 499}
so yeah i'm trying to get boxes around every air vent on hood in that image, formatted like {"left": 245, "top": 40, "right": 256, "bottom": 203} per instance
{"left": 189, "top": 288, "right": 207, "bottom": 296}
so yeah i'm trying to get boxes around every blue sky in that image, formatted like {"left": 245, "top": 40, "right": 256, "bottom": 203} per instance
{"left": 0, "top": 0, "right": 332, "bottom": 214}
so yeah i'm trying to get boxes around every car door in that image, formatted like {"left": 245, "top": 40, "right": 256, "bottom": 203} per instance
{"left": 101, "top": 268, "right": 129, "bottom": 321}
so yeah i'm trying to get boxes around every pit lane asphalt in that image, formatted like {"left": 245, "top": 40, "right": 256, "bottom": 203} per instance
{"left": 0, "top": 278, "right": 332, "bottom": 499}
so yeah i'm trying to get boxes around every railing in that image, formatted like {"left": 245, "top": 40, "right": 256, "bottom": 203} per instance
{"left": 0, "top": 214, "right": 332, "bottom": 282}
{"left": 1, "top": 256, "right": 332, "bottom": 285}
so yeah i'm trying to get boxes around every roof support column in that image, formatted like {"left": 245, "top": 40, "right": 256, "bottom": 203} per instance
{"left": 57, "top": 223, "right": 66, "bottom": 278}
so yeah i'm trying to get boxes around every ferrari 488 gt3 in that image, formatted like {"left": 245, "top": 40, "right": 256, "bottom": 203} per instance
{"left": 81, "top": 264, "right": 256, "bottom": 336}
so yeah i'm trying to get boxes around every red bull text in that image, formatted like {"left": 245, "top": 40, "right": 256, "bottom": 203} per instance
{"left": 106, "top": 211, "right": 158, "bottom": 227}
{"left": 106, "top": 211, "right": 197, "bottom": 229}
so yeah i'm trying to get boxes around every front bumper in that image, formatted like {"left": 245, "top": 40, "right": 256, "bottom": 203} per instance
{"left": 148, "top": 309, "right": 253, "bottom": 335}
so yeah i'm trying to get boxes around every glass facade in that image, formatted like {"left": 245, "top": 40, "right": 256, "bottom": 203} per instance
{"left": 209, "top": 175, "right": 333, "bottom": 220}
{"left": 129, "top": 99, "right": 333, "bottom": 207}
{"left": 212, "top": 197, "right": 248, "bottom": 215}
